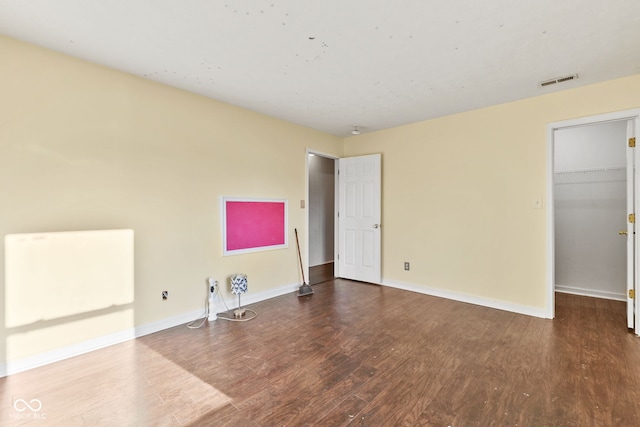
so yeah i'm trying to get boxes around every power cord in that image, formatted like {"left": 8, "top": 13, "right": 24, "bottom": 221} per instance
{"left": 187, "top": 315, "right": 208, "bottom": 329}
{"left": 186, "top": 278, "right": 216, "bottom": 329}
{"left": 186, "top": 299, "right": 209, "bottom": 329}
{"left": 187, "top": 279, "right": 257, "bottom": 328}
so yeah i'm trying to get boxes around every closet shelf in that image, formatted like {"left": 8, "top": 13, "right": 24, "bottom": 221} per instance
{"left": 554, "top": 166, "right": 626, "bottom": 174}
{"left": 554, "top": 167, "right": 626, "bottom": 185}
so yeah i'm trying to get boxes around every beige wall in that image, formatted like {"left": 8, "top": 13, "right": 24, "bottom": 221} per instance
{"left": 3, "top": 32, "right": 640, "bottom": 367}
{"left": 0, "top": 35, "right": 342, "bottom": 365}
{"left": 344, "top": 73, "right": 640, "bottom": 311}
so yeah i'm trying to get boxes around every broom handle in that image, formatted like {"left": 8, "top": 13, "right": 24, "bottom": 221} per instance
{"left": 294, "top": 228, "right": 307, "bottom": 284}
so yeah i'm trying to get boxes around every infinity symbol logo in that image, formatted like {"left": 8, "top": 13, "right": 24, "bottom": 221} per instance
{"left": 13, "top": 398, "right": 42, "bottom": 412}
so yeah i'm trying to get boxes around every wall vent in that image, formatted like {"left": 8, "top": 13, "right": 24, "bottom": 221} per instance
{"left": 539, "top": 74, "right": 578, "bottom": 88}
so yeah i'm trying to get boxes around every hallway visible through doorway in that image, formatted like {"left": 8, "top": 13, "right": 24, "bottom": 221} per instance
{"left": 309, "top": 262, "right": 334, "bottom": 285}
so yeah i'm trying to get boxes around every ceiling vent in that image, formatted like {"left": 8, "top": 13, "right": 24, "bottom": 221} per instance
{"left": 539, "top": 74, "right": 578, "bottom": 88}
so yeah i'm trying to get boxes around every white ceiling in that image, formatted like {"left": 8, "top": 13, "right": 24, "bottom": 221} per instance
{"left": 1, "top": 0, "right": 640, "bottom": 137}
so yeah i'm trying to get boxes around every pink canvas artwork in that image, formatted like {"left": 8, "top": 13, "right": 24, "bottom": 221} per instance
{"left": 225, "top": 201, "right": 286, "bottom": 251}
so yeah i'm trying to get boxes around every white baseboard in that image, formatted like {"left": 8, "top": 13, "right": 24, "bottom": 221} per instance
{"left": 221, "top": 281, "right": 301, "bottom": 310}
{"left": 0, "top": 309, "right": 202, "bottom": 378}
{"left": 309, "top": 261, "right": 334, "bottom": 267}
{"left": 382, "top": 279, "right": 548, "bottom": 319}
{"left": 555, "top": 285, "right": 626, "bottom": 301}
{"left": 0, "top": 282, "right": 301, "bottom": 378}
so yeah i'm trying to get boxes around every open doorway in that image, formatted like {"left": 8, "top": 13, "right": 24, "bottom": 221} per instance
{"left": 553, "top": 121, "right": 628, "bottom": 301}
{"left": 307, "top": 152, "right": 337, "bottom": 284}
{"left": 547, "top": 109, "right": 640, "bottom": 331}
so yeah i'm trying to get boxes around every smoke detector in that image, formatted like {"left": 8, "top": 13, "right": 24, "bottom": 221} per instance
{"left": 539, "top": 74, "right": 578, "bottom": 88}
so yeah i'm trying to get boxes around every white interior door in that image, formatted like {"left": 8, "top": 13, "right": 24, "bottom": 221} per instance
{"left": 626, "top": 120, "right": 635, "bottom": 330}
{"left": 338, "top": 154, "right": 381, "bottom": 284}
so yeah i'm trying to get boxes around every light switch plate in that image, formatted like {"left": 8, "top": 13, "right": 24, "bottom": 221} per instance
{"left": 532, "top": 197, "right": 543, "bottom": 209}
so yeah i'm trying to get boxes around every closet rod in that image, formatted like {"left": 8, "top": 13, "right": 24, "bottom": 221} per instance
{"left": 554, "top": 166, "right": 626, "bottom": 174}
{"left": 554, "top": 180, "right": 626, "bottom": 185}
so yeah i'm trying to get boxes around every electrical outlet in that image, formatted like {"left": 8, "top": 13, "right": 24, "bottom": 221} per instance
{"left": 162, "top": 291, "right": 168, "bottom": 300}
{"left": 404, "top": 262, "right": 410, "bottom": 271}
{"left": 210, "top": 281, "right": 218, "bottom": 294}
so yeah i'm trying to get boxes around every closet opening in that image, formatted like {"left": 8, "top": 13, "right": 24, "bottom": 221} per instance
{"left": 548, "top": 109, "right": 640, "bottom": 331}
{"left": 553, "top": 120, "right": 628, "bottom": 302}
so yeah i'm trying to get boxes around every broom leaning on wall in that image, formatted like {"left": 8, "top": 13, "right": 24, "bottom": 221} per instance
{"left": 295, "top": 228, "right": 313, "bottom": 297}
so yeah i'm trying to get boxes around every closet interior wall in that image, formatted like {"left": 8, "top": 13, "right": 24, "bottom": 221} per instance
{"left": 554, "top": 121, "right": 628, "bottom": 300}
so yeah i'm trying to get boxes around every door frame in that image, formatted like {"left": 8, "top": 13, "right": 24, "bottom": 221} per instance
{"left": 305, "top": 149, "right": 339, "bottom": 282}
{"left": 546, "top": 109, "right": 640, "bottom": 324}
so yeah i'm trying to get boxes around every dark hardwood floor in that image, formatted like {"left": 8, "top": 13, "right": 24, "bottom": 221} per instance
{"left": 3, "top": 280, "right": 640, "bottom": 426}
{"left": 309, "top": 262, "right": 334, "bottom": 285}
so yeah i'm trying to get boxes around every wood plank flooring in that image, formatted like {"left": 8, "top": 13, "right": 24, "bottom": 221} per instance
{"left": 309, "top": 263, "right": 334, "bottom": 285}
{"left": 3, "top": 280, "right": 640, "bottom": 426}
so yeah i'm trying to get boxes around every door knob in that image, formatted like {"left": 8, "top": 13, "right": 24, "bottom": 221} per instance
{"left": 373, "top": 224, "right": 379, "bottom": 229}
{"left": 619, "top": 230, "right": 628, "bottom": 236}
